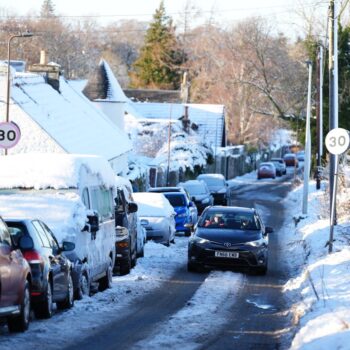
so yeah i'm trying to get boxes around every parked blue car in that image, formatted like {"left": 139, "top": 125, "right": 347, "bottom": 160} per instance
{"left": 162, "top": 192, "right": 192, "bottom": 236}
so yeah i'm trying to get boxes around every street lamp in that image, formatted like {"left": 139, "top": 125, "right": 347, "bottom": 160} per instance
{"left": 5, "top": 32, "right": 33, "bottom": 155}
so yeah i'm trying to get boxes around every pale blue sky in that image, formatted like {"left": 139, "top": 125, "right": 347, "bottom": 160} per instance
{"left": 0, "top": 0, "right": 329, "bottom": 38}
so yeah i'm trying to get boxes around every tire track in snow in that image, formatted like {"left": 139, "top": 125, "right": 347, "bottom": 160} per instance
{"left": 133, "top": 271, "right": 244, "bottom": 350}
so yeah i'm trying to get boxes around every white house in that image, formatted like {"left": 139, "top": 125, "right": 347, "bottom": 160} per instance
{"left": 0, "top": 66, "right": 132, "bottom": 175}
{"left": 130, "top": 102, "right": 226, "bottom": 149}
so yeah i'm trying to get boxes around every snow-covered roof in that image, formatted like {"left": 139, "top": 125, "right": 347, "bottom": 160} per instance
{"left": 131, "top": 102, "right": 225, "bottom": 147}
{"left": 2, "top": 73, "right": 132, "bottom": 160}
{"left": 0, "top": 153, "right": 116, "bottom": 189}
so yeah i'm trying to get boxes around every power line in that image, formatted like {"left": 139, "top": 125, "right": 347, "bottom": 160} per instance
{"left": 0, "top": 1, "right": 330, "bottom": 20}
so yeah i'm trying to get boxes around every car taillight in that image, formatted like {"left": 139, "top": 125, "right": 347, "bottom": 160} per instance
{"left": 23, "top": 250, "right": 42, "bottom": 264}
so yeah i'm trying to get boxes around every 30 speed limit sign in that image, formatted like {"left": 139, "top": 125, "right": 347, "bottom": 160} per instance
{"left": 0, "top": 121, "right": 21, "bottom": 149}
{"left": 325, "top": 128, "right": 350, "bottom": 155}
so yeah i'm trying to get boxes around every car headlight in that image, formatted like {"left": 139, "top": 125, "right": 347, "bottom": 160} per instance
{"left": 201, "top": 198, "right": 210, "bottom": 204}
{"left": 177, "top": 213, "right": 187, "bottom": 218}
{"left": 245, "top": 238, "right": 266, "bottom": 247}
{"left": 116, "top": 226, "right": 128, "bottom": 237}
{"left": 192, "top": 236, "right": 210, "bottom": 244}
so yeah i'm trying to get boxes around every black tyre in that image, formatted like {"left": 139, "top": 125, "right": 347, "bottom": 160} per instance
{"left": 119, "top": 249, "right": 131, "bottom": 276}
{"left": 256, "top": 266, "right": 267, "bottom": 275}
{"left": 34, "top": 280, "right": 53, "bottom": 319}
{"left": 75, "top": 272, "right": 90, "bottom": 300}
{"left": 99, "top": 258, "right": 113, "bottom": 291}
{"left": 57, "top": 273, "right": 74, "bottom": 310}
{"left": 187, "top": 261, "right": 199, "bottom": 272}
{"left": 7, "top": 281, "right": 31, "bottom": 332}
{"left": 137, "top": 244, "right": 145, "bottom": 258}
{"left": 131, "top": 245, "right": 137, "bottom": 268}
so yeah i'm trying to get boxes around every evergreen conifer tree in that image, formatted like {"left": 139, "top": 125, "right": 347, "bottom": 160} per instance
{"left": 40, "top": 0, "right": 55, "bottom": 17}
{"left": 130, "top": 1, "right": 184, "bottom": 89}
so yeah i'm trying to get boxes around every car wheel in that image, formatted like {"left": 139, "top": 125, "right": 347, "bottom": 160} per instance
{"left": 34, "top": 280, "right": 53, "bottom": 319}
{"left": 137, "top": 244, "right": 145, "bottom": 258}
{"left": 75, "top": 272, "right": 90, "bottom": 300}
{"left": 131, "top": 244, "right": 137, "bottom": 268}
{"left": 187, "top": 261, "right": 199, "bottom": 272}
{"left": 7, "top": 281, "right": 31, "bottom": 332}
{"left": 99, "top": 258, "right": 113, "bottom": 291}
{"left": 57, "top": 273, "right": 74, "bottom": 310}
{"left": 255, "top": 265, "right": 267, "bottom": 275}
{"left": 119, "top": 249, "right": 131, "bottom": 275}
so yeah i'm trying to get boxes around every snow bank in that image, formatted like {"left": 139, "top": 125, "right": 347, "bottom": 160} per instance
{"left": 0, "top": 153, "right": 116, "bottom": 189}
{"left": 281, "top": 180, "right": 350, "bottom": 349}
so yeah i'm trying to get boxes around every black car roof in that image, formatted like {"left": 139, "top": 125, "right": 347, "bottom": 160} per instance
{"left": 148, "top": 187, "right": 184, "bottom": 193}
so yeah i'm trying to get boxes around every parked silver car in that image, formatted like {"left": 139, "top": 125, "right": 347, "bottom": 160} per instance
{"left": 133, "top": 193, "right": 176, "bottom": 246}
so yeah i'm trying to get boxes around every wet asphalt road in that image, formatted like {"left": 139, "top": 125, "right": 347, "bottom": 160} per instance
{"left": 200, "top": 174, "right": 296, "bottom": 350}
{"left": 65, "top": 173, "right": 296, "bottom": 350}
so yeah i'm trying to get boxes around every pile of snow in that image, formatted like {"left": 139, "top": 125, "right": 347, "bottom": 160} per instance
{"left": 133, "top": 192, "right": 175, "bottom": 217}
{"left": 0, "top": 153, "right": 116, "bottom": 189}
{"left": 281, "top": 180, "right": 350, "bottom": 349}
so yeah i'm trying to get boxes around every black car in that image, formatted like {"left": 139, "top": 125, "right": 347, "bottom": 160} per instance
{"left": 187, "top": 206, "right": 272, "bottom": 275}
{"left": 196, "top": 174, "right": 229, "bottom": 205}
{"left": 178, "top": 180, "right": 214, "bottom": 214}
{"left": 114, "top": 187, "right": 138, "bottom": 275}
{"left": 6, "top": 218, "right": 75, "bottom": 319}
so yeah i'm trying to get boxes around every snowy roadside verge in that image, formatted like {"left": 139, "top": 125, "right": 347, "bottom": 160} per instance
{"left": 281, "top": 180, "right": 350, "bottom": 349}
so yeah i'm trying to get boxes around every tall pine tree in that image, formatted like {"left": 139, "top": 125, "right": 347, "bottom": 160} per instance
{"left": 40, "top": 0, "right": 55, "bottom": 17}
{"left": 130, "top": 1, "right": 184, "bottom": 89}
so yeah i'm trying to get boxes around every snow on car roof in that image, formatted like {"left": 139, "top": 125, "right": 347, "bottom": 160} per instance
{"left": 133, "top": 192, "right": 175, "bottom": 217}
{"left": 0, "top": 153, "right": 116, "bottom": 189}
{"left": 0, "top": 191, "right": 87, "bottom": 245}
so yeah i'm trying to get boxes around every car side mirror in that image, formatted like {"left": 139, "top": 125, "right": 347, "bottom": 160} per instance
{"left": 189, "top": 201, "right": 194, "bottom": 208}
{"left": 83, "top": 211, "right": 100, "bottom": 233}
{"left": 62, "top": 241, "right": 75, "bottom": 252}
{"left": 128, "top": 202, "right": 138, "bottom": 214}
{"left": 18, "top": 235, "right": 34, "bottom": 250}
{"left": 265, "top": 226, "right": 274, "bottom": 234}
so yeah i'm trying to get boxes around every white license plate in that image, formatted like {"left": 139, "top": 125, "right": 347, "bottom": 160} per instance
{"left": 215, "top": 251, "right": 239, "bottom": 258}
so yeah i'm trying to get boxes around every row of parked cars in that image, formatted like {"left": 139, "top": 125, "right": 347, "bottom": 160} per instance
{"left": 133, "top": 173, "right": 230, "bottom": 246}
{"left": 257, "top": 151, "right": 305, "bottom": 180}
{"left": 0, "top": 154, "right": 147, "bottom": 333}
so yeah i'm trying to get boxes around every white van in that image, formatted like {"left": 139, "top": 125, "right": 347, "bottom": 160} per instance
{"left": 0, "top": 154, "right": 117, "bottom": 294}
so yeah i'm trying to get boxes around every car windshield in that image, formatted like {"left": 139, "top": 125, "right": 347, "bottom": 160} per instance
{"left": 200, "top": 178, "right": 225, "bottom": 186}
{"left": 198, "top": 211, "right": 260, "bottom": 230}
{"left": 164, "top": 194, "right": 186, "bottom": 207}
{"left": 184, "top": 184, "right": 207, "bottom": 195}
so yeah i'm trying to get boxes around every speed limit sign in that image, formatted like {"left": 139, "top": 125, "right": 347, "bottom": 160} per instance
{"left": 0, "top": 121, "right": 21, "bottom": 149}
{"left": 325, "top": 128, "right": 350, "bottom": 155}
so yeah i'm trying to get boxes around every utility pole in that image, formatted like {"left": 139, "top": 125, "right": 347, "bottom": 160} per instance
{"left": 316, "top": 46, "right": 324, "bottom": 190}
{"left": 328, "top": 0, "right": 339, "bottom": 226}
{"left": 166, "top": 105, "right": 173, "bottom": 186}
{"left": 302, "top": 61, "right": 313, "bottom": 215}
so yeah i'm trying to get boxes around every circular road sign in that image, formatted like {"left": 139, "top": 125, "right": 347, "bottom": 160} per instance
{"left": 325, "top": 128, "right": 350, "bottom": 155}
{"left": 0, "top": 121, "right": 21, "bottom": 149}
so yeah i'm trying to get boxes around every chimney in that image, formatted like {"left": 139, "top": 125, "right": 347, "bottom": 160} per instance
{"left": 28, "top": 50, "right": 61, "bottom": 92}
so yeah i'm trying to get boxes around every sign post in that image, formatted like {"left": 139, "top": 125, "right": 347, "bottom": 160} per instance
{"left": 325, "top": 128, "right": 350, "bottom": 253}
{"left": 0, "top": 121, "right": 21, "bottom": 150}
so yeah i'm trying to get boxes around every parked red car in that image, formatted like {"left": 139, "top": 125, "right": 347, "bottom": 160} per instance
{"left": 0, "top": 216, "right": 32, "bottom": 332}
{"left": 283, "top": 153, "right": 299, "bottom": 167}
{"left": 257, "top": 162, "right": 276, "bottom": 180}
